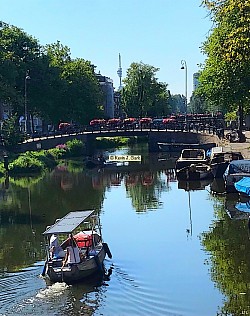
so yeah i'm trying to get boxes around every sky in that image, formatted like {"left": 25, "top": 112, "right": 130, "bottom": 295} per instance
{"left": 0, "top": 0, "right": 212, "bottom": 101}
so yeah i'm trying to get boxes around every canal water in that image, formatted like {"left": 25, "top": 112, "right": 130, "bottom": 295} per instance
{"left": 0, "top": 144, "right": 250, "bottom": 316}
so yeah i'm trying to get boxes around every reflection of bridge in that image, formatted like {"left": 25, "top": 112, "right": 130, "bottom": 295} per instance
{"left": 16, "top": 127, "right": 220, "bottom": 154}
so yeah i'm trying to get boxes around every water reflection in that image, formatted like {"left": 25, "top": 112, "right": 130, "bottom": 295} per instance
{"left": 178, "top": 178, "right": 213, "bottom": 191}
{"left": 225, "top": 193, "right": 250, "bottom": 220}
{"left": 201, "top": 190, "right": 250, "bottom": 315}
{"left": 4, "top": 148, "right": 250, "bottom": 315}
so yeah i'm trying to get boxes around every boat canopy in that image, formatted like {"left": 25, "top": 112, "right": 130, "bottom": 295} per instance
{"left": 224, "top": 160, "right": 250, "bottom": 176}
{"left": 43, "top": 210, "right": 95, "bottom": 235}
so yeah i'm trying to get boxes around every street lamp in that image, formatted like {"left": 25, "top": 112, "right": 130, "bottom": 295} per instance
{"left": 24, "top": 70, "right": 31, "bottom": 134}
{"left": 181, "top": 60, "right": 188, "bottom": 115}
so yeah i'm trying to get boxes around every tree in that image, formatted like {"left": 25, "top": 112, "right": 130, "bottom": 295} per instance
{"left": 189, "top": 92, "right": 210, "bottom": 114}
{"left": 169, "top": 94, "right": 186, "bottom": 114}
{"left": 198, "top": 0, "right": 250, "bottom": 129}
{"left": 42, "top": 42, "right": 103, "bottom": 125}
{"left": 1, "top": 114, "right": 24, "bottom": 149}
{"left": 121, "top": 62, "right": 171, "bottom": 117}
{"left": 60, "top": 58, "right": 103, "bottom": 124}
{"left": 0, "top": 21, "right": 41, "bottom": 117}
{"left": 0, "top": 24, "right": 104, "bottom": 132}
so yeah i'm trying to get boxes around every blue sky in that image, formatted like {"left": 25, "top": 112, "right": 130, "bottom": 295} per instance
{"left": 0, "top": 0, "right": 212, "bottom": 100}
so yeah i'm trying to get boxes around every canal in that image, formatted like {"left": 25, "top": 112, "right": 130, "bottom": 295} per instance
{"left": 0, "top": 144, "right": 250, "bottom": 316}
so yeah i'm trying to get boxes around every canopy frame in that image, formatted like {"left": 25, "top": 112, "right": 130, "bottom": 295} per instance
{"left": 42, "top": 210, "right": 96, "bottom": 235}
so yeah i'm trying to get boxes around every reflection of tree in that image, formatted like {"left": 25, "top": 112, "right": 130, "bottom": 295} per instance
{"left": 125, "top": 170, "right": 168, "bottom": 212}
{"left": 0, "top": 169, "right": 105, "bottom": 273}
{"left": 201, "top": 194, "right": 250, "bottom": 315}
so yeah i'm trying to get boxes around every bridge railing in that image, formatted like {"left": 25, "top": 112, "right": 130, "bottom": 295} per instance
{"left": 22, "top": 120, "right": 225, "bottom": 144}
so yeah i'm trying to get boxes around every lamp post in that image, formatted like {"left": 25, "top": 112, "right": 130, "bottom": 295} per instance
{"left": 24, "top": 70, "right": 31, "bottom": 134}
{"left": 180, "top": 60, "right": 188, "bottom": 115}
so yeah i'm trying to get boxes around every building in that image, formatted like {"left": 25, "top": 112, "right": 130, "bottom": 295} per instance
{"left": 96, "top": 73, "right": 114, "bottom": 118}
{"left": 193, "top": 72, "right": 200, "bottom": 91}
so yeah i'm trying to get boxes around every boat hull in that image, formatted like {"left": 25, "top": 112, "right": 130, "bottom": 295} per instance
{"left": 210, "top": 162, "right": 229, "bottom": 178}
{"left": 46, "top": 247, "right": 106, "bottom": 284}
{"left": 176, "top": 164, "right": 213, "bottom": 181}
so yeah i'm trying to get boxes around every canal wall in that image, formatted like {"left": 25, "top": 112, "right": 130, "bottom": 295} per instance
{"left": 15, "top": 130, "right": 220, "bottom": 154}
{"left": 15, "top": 133, "right": 89, "bottom": 153}
{"left": 148, "top": 131, "right": 219, "bottom": 152}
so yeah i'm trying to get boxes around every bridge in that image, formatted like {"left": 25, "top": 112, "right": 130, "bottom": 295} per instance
{"left": 16, "top": 125, "right": 220, "bottom": 154}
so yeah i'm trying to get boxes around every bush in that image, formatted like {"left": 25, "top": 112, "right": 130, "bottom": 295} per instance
{"left": 65, "top": 139, "right": 84, "bottom": 157}
{"left": 46, "top": 147, "right": 67, "bottom": 160}
{"left": 9, "top": 155, "right": 44, "bottom": 174}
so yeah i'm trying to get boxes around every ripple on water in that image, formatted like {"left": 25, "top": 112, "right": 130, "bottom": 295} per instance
{"left": 0, "top": 266, "right": 44, "bottom": 315}
{"left": 91, "top": 260, "right": 189, "bottom": 316}
{"left": 1, "top": 260, "right": 191, "bottom": 316}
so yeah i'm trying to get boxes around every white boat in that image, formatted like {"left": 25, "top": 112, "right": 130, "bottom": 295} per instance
{"left": 175, "top": 148, "right": 212, "bottom": 180}
{"left": 209, "top": 146, "right": 243, "bottom": 178}
{"left": 42, "top": 210, "right": 112, "bottom": 284}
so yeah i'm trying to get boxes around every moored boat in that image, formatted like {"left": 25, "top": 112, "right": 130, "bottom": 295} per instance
{"left": 42, "top": 210, "right": 112, "bottom": 284}
{"left": 175, "top": 148, "right": 212, "bottom": 180}
{"left": 209, "top": 146, "right": 243, "bottom": 178}
{"left": 223, "top": 159, "right": 250, "bottom": 193}
{"left": 158, "top": 142, "right": 215, "bottom": 153}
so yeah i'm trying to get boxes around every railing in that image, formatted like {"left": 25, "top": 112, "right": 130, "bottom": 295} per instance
{"left": 23, "top": 121, "right": 225, "bottom": 144}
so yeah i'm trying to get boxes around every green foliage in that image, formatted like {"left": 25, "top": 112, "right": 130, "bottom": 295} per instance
{"left": 1, "top": 114, "right": 25, "bottom": 149}
{"left": 0, "top": 163, "right": 6, "bottom": 176}
{"left": 47, "top": 147, "right": 67, "bottom": 160}
{"left": 189, "top": 92, "right": 210, "bottom": 113}
{"left": 224, "top": 110, "right": 238, "bottom": 122}
{"left": 121, "top": 62, "right": 171, "bottom": 117}
{"left": 9, "top": 154, "right": 44, "bottom": 174}
{"left": 8, "top": 149, "right": 59, "bottom": 174}
{"left": 95, "top": 137, "right": 133, "bottom": 149}
{"left": 199, "top": 0, "right": 250, "bottom": 122}
{"left": 9, "top": 174, "right": 44, "bottom": 188}
{"left": 0, "top": 22, "right": 104, "bottom": 129}
{"left": 65, "top": 139, "right": 84, "bottom": 157}
{"left": 169, "top": 94, "right": 186, "bottom": 114}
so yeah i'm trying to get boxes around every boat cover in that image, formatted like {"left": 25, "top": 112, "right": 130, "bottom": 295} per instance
{"left": 235, "top": 200, "right": 250, "bottom": 213}
{"left": 234, "top": 177, "right": 250, "bottom": 196}
{"left": 224, "top": 160, "right": 250, "bottom": 177}
{"left": 43, "top": 210, "right": 95, "bottom": 235}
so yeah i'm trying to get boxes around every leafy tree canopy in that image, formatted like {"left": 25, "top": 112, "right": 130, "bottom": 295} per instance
{"left": 121, "top": 62, "right": 171, "bottom": 117}
{"left": 198, "top": 0, "right": 250, "bottom": 127}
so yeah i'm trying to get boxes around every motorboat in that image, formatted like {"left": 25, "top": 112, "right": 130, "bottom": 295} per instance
{"left": 175, "top": 148, "right": 212, "bottom": 180}
{"left": 42, "top": 210, "right": 112, "bottom": 284}
{"left": 158, "top": 142, "right": 215, "bottom": 153}
{"left": 209, "top": 146, "right": 243, "bottom": 178}
{"left": 223, "top": 159, "right": 250, "bottom": 193}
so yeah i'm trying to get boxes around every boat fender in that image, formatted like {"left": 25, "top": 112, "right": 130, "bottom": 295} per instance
{"left": 103, "top": 242, "right": 112, "bottom": 259}
{"left": 94, "top": 254, "right": 104, "bottom": 272}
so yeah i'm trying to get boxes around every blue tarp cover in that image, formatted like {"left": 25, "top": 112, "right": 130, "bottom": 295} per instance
{"left": 234, "top": 177, "right": 250, "bottom": 196}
